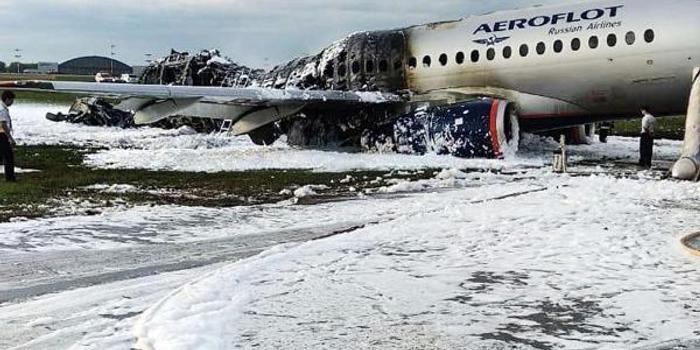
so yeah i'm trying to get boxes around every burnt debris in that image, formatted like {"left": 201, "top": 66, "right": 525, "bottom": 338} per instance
{"left": 48, "top": 30, "right": 409, "bottom": 147}
{"left": 139, "top": 49, "right": 264, "bottom": 88}
{"left": 47, "top": 98, "right": 136, "bottom": 128}
{"left": 47, "top": 97, "right": 223, "bottom": 133}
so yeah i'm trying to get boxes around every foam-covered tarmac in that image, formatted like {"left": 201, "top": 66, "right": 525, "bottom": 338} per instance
{"left": 1, "top": 102, "right": 699, "bottom": 350}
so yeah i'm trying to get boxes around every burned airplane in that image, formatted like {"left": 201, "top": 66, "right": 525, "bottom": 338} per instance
{"left": 4, "top": 0, "right": 700, "bottom": 173}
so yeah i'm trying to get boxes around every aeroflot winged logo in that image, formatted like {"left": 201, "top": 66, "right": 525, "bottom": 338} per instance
{"left": 473, "top": 34, "right": 510, "bottom": 46}
{"left": 473, "top": 5, "right": 624, "bottom": 35}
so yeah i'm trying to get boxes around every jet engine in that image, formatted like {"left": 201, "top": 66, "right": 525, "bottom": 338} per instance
{"left": 365, "top": 98, "right": 520, "bottom": 158}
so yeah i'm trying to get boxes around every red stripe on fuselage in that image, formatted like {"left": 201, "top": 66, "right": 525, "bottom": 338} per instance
{"left": 488, "top": 99, "right": 501, "bottom": 157}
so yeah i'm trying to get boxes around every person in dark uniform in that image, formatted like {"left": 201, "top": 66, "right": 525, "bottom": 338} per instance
{"left": 0, "top": 91, "right": 17, "bottom": 181}
{"left": 639, "top": 107, "right": 657, "bottom": 168}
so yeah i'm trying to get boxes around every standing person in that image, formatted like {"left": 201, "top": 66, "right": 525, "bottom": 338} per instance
{"left": 0, "top": 91, "right": 16, "bottom": 181}
{"left": 639, "top": 107, "right": 657, "bottom": 168}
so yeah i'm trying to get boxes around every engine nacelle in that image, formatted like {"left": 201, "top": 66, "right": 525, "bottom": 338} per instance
{"left": 364, "top": 98, "right": 520, "bottom": 158}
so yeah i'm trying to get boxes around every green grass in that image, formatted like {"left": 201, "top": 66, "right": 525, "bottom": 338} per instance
{"left": 609, "top": 115, "right": 686, "bottom": 140}
{"left": 13, "top": 91, "right": 79, "bottom": 104}
{"left": 0, "top": 145, "right": 438, "bottom": 222}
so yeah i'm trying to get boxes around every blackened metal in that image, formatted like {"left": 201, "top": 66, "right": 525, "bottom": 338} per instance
{"left": 257, "top": 30, "right": 406, "bottom": 93}
{"left": 46, "top": 97, "right": 223, "bottom": 132}
{"left": 140, "top": 49, "right": 264, "bottom": 88}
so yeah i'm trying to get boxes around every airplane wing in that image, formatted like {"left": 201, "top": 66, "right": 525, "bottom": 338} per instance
{"left": 0, "top": 81, "right": 403, "bottom": 135}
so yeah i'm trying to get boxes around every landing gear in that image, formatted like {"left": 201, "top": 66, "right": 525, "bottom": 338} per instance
{"left": 598, "top": 122, "right": 613, "bottom": 143}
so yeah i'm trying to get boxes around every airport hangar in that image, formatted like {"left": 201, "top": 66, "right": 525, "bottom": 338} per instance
{"left": 57, "top": 56, "right": 133, "bottom": 75}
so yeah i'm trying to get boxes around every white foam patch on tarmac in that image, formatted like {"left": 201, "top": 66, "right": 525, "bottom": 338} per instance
{"left": 11, "top": 102, "right": 683, "bottom": 173}
{"left": 12, "top": 103, "right": 542, "bottom": 172}
{"left": 1, "top": 183, "right": 491, "bottom": 252}
{"left": 136, "top": 175, "right": 700, "bottom": 350}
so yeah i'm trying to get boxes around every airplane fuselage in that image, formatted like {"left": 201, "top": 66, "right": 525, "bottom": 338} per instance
{"left": 402, "top": 0, "right": 700, "bottom": 129}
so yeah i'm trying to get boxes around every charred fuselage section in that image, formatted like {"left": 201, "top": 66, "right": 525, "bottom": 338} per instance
{"left": 47, "top": 27, "right": 522, "bottom": 158}
{"left": 140, "top": 49, "right": 264, "bottom": 88}
{"left": 57, "top": 34, "right": 409, "bottom": 147}
{"left": 253, "top": 30, "right": 409, "bottom": 147}
{"left": 257, "top": 30, "right": 407, "bottom": 93}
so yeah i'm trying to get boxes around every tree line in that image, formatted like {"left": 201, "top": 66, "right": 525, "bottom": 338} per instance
{"left": 0, "top": 61, "right": 40, "bottom": 73}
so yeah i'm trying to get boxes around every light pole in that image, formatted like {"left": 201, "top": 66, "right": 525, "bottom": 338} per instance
{"left": 109, "top": 44, "right": 116, "bottom": 76}
{"left": 13, "top": 49, "right": 21, "bottom": 74}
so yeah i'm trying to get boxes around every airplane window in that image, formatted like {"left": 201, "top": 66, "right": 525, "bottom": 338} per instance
{"left": 338, "top": 65, "right": 346, "bottom": 77}
{"left": 645, "top": 29, "right": 655, "bottom": 43}
{"left": 589, "top": 36, "right": 599, "bottom": 49}
{"left": 456, "top": 52, "right": 465, "bottom": 64}
{"left": 536, "top": 42, "right": 546, "bottom": 55}
{"left": 439, "top": 53, "right": 448, "bottom": 66}
{"left": 423, "top": 55, "right": 432, "bottom": 68}
{"left": 519, "top": 44, "right": 529, "bottom": 57}
{"left": 503, "top": 46, "right": 512, "bottom": 59}
{"left": 366, "top": 60, "right": 375, "bottom": 73}
{"left": 571, "top": 38, "right": 581, "bottom": 51}
{"left": 487, "top": 48, "right": 496, "bottom": 61}
{"left": 379, "top": 60, "right": 388, "bottom": 73}
{"left": 352, "top": 61, "right": 361, "bottom": 74}
{"left": 409, "top": 57, "right": 417, "bottom": 68}
{"left": 393, "top": 59, "right": 402, "bottom": 70}
{"left": 625, "top": 31, "right": 636, "bottom": 45}
{"left": 324, "top": 62, "right": 334, "bottom": 78}
{"left": 471, "top": 50, "right": 480, "bottom": 63}
{"left": 553, "top": 40, "right": 563, "bottom": 53}
{"left": 607, "top": 34, "right": 617, "bottom": 47}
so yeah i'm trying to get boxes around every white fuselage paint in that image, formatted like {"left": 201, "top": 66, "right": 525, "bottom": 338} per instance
{"left": 403, "top": 0, "right": 700, "bottom": 121}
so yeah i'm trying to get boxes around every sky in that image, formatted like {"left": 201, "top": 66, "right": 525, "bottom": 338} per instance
{"left": 0, "top": 0, "right": 580, "bottom": 68}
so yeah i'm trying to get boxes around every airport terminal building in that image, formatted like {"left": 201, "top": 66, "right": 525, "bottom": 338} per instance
{"left": 58, "top": 56, "right": 132, "bottom": 75}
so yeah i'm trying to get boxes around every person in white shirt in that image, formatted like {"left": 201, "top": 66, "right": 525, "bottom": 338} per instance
{"left": 0, "top": 91, "right": 16, "bottom": 181}
{"left": 639, "top": 107, "right": 657, "bottom": 168}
